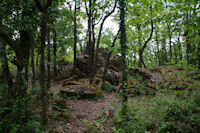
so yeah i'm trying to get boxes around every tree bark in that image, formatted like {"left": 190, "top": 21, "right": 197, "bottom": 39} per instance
{"left": 138, "top": 18, "right": 154, "bottom": 68}
{"left": 0, "top": 31, "right": 25, "bottom": 97}
{"left": 0, "top": 41, "right": 13, "bottom": 96}
{"left": 31, "top": 45, "right": 35, "bottom": 87}
{"left": 40, "top": 10, "right": 47, "bottom": 125}
{"left": 177, "top": 32, "right": 182, "bottom": 61}
{"left": 95, "top": 0, "right": 117, "bottom": 71}
{"left": 73, "top": 1, "right": 77, "bottom": 69}
{"left": 166, "top": 21, "right": 172, "bottom": 62}
{"left": 53, "top": 28, "right": 57, "bottom": 79}
{"left": 34, "top": 0, "right": 53, "bottom": 125}
{"left": 20, "top": 30, "right": 31, "bottom": 88}
{"left": 119, "top": 0, "right": 128, "bottom": 118}
{"left": 47, "top": 28, "right": 51, "bottom": 89}
{"left": 155, "top": 27, "right": 160, "bottom": 66}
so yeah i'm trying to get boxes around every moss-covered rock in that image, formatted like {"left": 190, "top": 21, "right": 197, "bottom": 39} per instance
{"left": 97, "top": 67, "right": 122, "bottom": 85}
{"left": 60, "top": 79, "right": 103, "bottom": 99}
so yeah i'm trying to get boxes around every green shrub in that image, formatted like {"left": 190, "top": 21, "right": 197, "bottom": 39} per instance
{"left": 113, "top": 92, "right": 200, "bottom": 133}
{"left": 0, "top": 83, "right": 43, "bottom": 133}
{"left": 30, "top": 86, "right": 40, "bottom": 95}
{"left": 101, "top": 81, "right": 115, "bottom": 92}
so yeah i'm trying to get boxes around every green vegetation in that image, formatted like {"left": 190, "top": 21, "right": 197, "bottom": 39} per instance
{"left": 0, "top": 83, "right": 43, "bottom": 133}
{"left": 0, "top": 0, "right": 200, "bottom": 132}
{"left": 113, "top": 91, "right": 200, "bottom": 133}
{"left": 101, "top": 81, "right": 115, "bottom": 92}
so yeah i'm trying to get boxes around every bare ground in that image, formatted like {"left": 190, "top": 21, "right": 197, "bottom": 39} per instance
{"left": 46, "top": 81, "right": 118, "bottom": 133}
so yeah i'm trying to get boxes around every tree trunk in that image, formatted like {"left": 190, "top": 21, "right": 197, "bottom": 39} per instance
{"left": 138, "top": 51, "right": 143, "bottom": 68}
{"left": 88, "top": 0, "right": 94, "bottom": 83}
{"left": 73, "top": 2, "right": 77, "bottom": 69}
{"left": 31, "top": 45, "right": 35, "bottom": 87}
{"left": 20, "top": 30, "right": 31, "bottom": 88}
{"left": 166, "top": 22, "right": 172, "bottom": 62}
{"left": 40, "top": 10, "right": 47, "bottom": 125}
{"left": 198, "top": 42, "right": 200, "bottom": 69}
{"left": 185, "top": 12, "right": 191, "bottom": 65}
{"left": 0, "top": 41, "right": 13, "bottom": 96}
{"left": 177, "top": 32, "right": 182, "bottom": 61}
{"left": 47, "top": 28, "right": 51, "bottom": 89}
{"left": 138, "top": 17, "right": 153, "bottom": 68}
{"left": 155, "top": 30, "right": 160, "bottom": 66}
{"left": 53, "top": 28, "right": 57, "bottom": 80}
{"left": 119, "top": 0, "right": 128, "bottom": 112}
{"left": 36, "top": 52, "right": 39, "bottom": 67}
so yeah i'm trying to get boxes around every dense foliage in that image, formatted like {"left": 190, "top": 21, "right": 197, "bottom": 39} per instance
{"left": 0, "top": 0, "right": 199, "bottom": 132}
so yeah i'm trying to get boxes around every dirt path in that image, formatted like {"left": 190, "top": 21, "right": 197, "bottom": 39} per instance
{"left": 47, "top": 82, "right": 118, "bottom": 133}
{"left": 67, "top": 93, "right": 117, "bottom": 133}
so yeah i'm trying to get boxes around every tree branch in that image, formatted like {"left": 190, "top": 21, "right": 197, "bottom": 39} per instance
{"left": 142, "top": 19, "right": 154, "bottom": 52}
{"left": 0, "top": 29, "right": 22, "bottom": 57}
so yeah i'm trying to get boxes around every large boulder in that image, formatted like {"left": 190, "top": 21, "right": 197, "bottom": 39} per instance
{"left": 76, "top": 54, "right": 90, "bottom": 74}
{"left": 55, "top": 67, "right": 85, "bottom": 81}
{"left": 60, "top": 80, "right": 103, "bottom": 99}
{"left": 97, "top": 67, "right": 122, "bottom": 85}
{"left": 108, "top": 54, "right": 121, "bottom": 72}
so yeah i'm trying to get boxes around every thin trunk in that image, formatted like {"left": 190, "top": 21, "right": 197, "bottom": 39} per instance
{"left": 174, "top": 44, "right": 178, "bottom": 64}
{"left": 185, "top": 12, "right": 190, "bottom": 65}
{"left": 88, "top": 0, "right": 93, "bottom": 83}
{"left": 53, "top": 28, "right": 57, "bottom": 79}
{"left": 47, "top": 28, "right": 50, "bottom": 89}
{"left": 138, "top": 17, "right": 154, "bottom": 68}
{"left": 95, "top": 0, "right": 117, "bottom": 71}
{"left": 197, "top": 31, "right": 200, "bottom": 69}
{"left": 0, "top": 41, "right": 13, "bottom": 96}
{"left": 40, "top": 10, "right": 47, "bottom": 125}
{"left": 166, "top": 22, "right": 172, "bottom": 62}
{"left": 25, "top": 66, "right": 29, "bottom": 83}
{"left": 198, "top": 42, "right": 200, "bottom": 69}
{"left": 36, "top": 52, "right": 39, "bottom": 67}
{"left": 89, "top": 16, "right": 96, "bottom": 83}
{"left": 177, "top": 32, "right": 182, "bottom": 61}
{"left": 73, "top": 2, "right": 77, "bottom": 68}
{"left": 31, "top": 46, "right": 35, "bottom": 86}
{"left": 138, "top": 51, "right": 143, "bottom": 68}
{"left": 155, "top": 30, "right": 160, "bottom": 65}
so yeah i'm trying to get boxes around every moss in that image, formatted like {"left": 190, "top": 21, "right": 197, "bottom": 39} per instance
{"left": 62, "top": 80, "right": 84, "bottom": 87}
{"left": 60, "top": 80, "right": 103, "bottom": 99}
{"left": 53, "top": 112, "right": 71, "bottom": 122}
{"left": 52, "top": 97, "right": 70, "bottom": 109}
{"left": 88, "top": 84, "right": 103, "bottom": 98}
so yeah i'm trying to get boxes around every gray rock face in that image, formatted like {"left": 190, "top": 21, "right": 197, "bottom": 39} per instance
{"left": 60, "top": 80, "right": 102, "bottom": 99}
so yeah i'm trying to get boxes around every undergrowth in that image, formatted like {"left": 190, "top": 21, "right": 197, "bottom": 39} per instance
{"left": 113, "top": 91, "right": 200, "bottom": 133}
{"left": 0, "top": 82, "right": 43, "bottom": 133}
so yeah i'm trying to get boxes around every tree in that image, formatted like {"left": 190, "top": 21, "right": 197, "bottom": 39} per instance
{"left": 34, "top": 0, "right": 53, "bottom": 125}
{"left": 0, "top": 41, "right": 13, "bottom": 95}
{"left": 119, "top": 0, "right": 128, "bottom": 117}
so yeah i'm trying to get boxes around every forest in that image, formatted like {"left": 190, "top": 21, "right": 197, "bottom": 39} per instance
{"left": 0, "top": 0, "right": 200, "bottom": 132}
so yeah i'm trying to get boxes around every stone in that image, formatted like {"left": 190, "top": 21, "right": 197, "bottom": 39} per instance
{"left": 108, "top": 54, "right": 121, "bottom": 72}
{"left": 60, "top": 80, "right": 103, "bottom": 99}
{"left": 76, "top": 54, "right": 90, "bottom": 74}
{"left": 97, "top": 67, "right": 122, "bottom": 85}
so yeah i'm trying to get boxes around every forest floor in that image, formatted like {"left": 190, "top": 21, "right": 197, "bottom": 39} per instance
{"left": 46, "top": 80, "right": 119, "bottom": 133}
{"left": 38, "top": 65, "right": 199, "bottom": 133}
